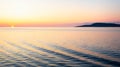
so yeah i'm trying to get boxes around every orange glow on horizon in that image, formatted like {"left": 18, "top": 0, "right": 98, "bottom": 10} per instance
{"left": 11, "top": 25, "right": 15, "bottom": 28}
{"left": 0, "top": 0, "right": 120, "bottom": 27}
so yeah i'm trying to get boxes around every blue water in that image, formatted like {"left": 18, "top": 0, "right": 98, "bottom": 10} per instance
{"left": 0, "top": 27, "right": 120, "bottom": 67}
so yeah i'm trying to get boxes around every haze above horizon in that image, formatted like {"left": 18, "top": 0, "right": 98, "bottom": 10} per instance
{"left": 0, "top": 0, "right": 120, "bottom": 27}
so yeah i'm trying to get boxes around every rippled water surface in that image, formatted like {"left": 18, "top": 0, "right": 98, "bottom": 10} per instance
{"left": 0, "top": 27, "right": 120, "bottom": 67}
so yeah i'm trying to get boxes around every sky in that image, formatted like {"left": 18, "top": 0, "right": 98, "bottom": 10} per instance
{"left": 0, "top": 0, "right": 120, "bottom": 27}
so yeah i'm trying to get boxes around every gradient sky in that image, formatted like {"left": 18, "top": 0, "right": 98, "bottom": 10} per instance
{"left": 0, "top": 0, "right": 120, "bottom": 27}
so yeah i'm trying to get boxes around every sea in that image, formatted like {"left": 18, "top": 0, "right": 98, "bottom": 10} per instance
{"left": 0, "top": 27, "right": 120, "bottom": 67}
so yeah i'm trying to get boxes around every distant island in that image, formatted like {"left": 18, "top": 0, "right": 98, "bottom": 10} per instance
{"left": 76, "top": 23, "right": 120, "bottom": 27}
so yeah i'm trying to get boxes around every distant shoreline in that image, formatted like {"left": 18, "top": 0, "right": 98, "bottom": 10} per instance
{"left": 76, "top": 23, "right": 120, "bottom": 27}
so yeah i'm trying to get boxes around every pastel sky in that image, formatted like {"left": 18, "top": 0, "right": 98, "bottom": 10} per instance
{"left": 0, "top": 0, "right": 120, "bottom": 27}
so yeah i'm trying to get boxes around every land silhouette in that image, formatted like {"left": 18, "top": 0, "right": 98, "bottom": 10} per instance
{"left": 76, "top": 23, "right": 120, "bottom": 27}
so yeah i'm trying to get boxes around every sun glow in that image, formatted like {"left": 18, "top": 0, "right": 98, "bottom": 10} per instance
{"left": 11, "top": 25, "right": 15, "bottom": 28}
{"left": 0, "top": 0, "right": 120, "bottom": 27}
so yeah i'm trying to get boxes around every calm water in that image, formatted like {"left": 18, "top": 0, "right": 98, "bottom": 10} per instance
{"left": 0, "top": 27, "right": 120, "bottom": 67}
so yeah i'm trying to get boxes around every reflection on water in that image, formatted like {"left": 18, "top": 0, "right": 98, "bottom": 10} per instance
{"left": 0, "top": 27, "right": 120, "bottom": 67}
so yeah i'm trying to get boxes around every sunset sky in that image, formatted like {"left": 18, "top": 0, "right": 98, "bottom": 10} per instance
{"left": 0, "top": 0, "right": 120, "bottom": 27}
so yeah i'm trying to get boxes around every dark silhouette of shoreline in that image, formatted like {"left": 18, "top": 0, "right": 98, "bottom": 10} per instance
{"left": 76, "top": 23, "right": 120, "bottom": 27}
